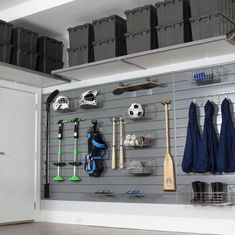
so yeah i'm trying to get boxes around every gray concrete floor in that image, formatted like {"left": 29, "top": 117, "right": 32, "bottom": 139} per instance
{"left": 0, "top": 222, "right": 212, "bottom": 235}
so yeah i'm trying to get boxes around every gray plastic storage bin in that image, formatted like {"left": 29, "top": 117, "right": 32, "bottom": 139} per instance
{"left": 12, "top": 27, "right": 38, "bottom": 53}
{"left": 155, "top": 0, "right": 190, "bottom": 25}
{"left": 0, "top": 44, "right": 12, "bottom": 63}
{"left": 68, "top": 23, "right": 94, "bottom": 48}
{"left": 190, "top": 13, "right": 235, "bottom": 41}
{"left": 93, "top": 38, "right": 126, "bottom": 61}
{"left": 125, "top": 28, "right": 156, "bottom": 54}
{"left": 0, "top": 20, "right": 13, "bottom": 44}
{"left": 37, "top": 56, "right": 63, "bottom": 74}
{"left": 92, "top": 15, "right": 126, "bottom": 41}
{"left": 125, "top": 5, "right": 157, "bottom": 32}
{"left": 38, "top": 36, "right": 63, "bottom": 60}
{"left": 67, "top": 45, "right": 94, "bottom": 66}
{"left": 189, "top": 0, "right": 234, "bottom": 19}
{"left": 156, "top": 21, "right": 191, "bottom": 47}
{"left": 12, "top": 49, "right": 38, "bottom": 70}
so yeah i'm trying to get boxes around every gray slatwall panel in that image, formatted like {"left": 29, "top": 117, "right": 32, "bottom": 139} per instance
{"left": 174, "top": 64, "right": 235, "bottom": 195}
{"left": 42, "top": 62, "right": 235, "bottom": 204}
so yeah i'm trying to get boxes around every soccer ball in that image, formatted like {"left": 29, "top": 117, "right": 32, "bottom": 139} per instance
{"left": 128, "top": 103, "right": 145, "bottom": 119}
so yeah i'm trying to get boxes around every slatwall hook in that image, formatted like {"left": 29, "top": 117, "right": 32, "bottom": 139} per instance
{"left": 200, "top": 97, "right": 204, "bottom": 106}
{"left": 193, "top": 97, "right": 197, "bottom": 103}
{"left": 217, "top": 94, "right": 221, "bottom": 105}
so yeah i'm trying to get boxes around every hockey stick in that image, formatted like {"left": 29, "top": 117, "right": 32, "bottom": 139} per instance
{"left": 44, "top": 89, "right": 59, "bottom": 198}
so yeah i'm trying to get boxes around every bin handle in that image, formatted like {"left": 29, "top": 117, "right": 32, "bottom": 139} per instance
{"left": 133, "top": 32, "right": 142, "bottom": 38}
{"left": 220, "top": 13, "right": 235, "bottom": 26}
{"left": 227, "top": 28, "right": 235, "bottom": 42}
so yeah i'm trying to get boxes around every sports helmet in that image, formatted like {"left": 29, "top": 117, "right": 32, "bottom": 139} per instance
{"left": 53, "top": 95, "right": 70, "bottom": 111}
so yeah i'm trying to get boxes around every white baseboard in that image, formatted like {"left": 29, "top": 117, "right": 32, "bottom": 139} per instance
{"left": 37, "top": 200, "right": 235, "bottom": 235}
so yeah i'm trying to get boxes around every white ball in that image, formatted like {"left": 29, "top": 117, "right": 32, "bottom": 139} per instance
{"left": 130, "top": 140, "right": 135, "bottom": 146}
{"left": 128, "top": 103, "right": 145, "bottom": 119}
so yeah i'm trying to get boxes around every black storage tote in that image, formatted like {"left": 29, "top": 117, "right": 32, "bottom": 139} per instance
{"left": 156, "top": 21, "right": 191, "bottom": 47}
{"left": 93, "top": 38, "right": 126, "bottom": 61}
{"left": 0, "top": 44, "right": 13, "bottom": 63}
{"left": 68, "top": 45, "right": 94, "bottom": 66}
{"left": 190, "top": 13, "right": 235, "bottom": 41}
{"left": 125, "top": 5, "right": 157, "bottom": 32}
{"left": 155, "top": 0, "right": 191, "bottom": 25}
{"left": 92, "top": 15, "right": 126, "bottom": 41}
{"left": 11, "top": 49, "right": 38, "bottom": 70}
{"left": 189, "top": 0, "right": 234, "bottom": 19}
{"left": 0, "top": 20, "right": 13, "bottom": 44}
{"left": 38, "top": 36, "right": 63, "bottom": 60}
{"left": 12, "top": 27, "right": 38, "bottom": 53}
{"left": 37, "top": 56, "right": 63, "bottom": 74}
{"left": 125, "top": 28, "right": 156, "bottom": 54}
{"left": 68, "top": 23, "right": 94, "bottom": 48}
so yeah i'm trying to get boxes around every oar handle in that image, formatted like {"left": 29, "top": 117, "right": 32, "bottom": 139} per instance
{"left": 161, "top": 99, "right": 171, "bottom": 154}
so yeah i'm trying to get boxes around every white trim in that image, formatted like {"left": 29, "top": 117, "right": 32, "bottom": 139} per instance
{"left": 38, "top": 200, "right": 235, "bottom": 235}
{"left": 34, "top": 90, "right": 42, "bottom": 220}
{"left": 0, "top": 80, "right": 41, "bottom": 221}
{"left": 0, "top": 79, "right": 40, "bottom": 94}
{"left": 43, "top": 54, "right": 235, "bottom": 94}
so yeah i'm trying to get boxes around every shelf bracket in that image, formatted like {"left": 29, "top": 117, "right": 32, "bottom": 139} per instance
{"left": 121, "top": 59, "right": 146, "bottom": 70}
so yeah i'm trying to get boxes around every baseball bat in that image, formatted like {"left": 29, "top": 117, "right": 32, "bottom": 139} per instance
{"left": 119, "top": 116, "right": 124, "bottom": 169}
{"left": 111, "top": 117, "right": 117, "bottom": 169}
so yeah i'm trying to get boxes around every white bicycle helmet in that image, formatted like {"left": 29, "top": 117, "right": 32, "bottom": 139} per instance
{"left": 79, "top": 90, "right": 98, "bottom": 109}
{"left": 53, "top": 95, "right": 70, "bottom": 111}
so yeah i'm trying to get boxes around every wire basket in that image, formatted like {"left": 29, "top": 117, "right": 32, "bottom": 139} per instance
{"left": 124, "top": 131, "right": 154, "bottom": 148}
{"left": 191, "top": 184, "right": 234, "bottom": 206}
{"left": 126, "top": 160, "right": 153, "bottom": 176}
{"left": 190, "top": 67, "right": 222, "bottom": 86}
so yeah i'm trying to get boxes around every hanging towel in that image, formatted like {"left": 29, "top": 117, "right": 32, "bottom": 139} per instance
{"left": 216, "top": 98, "right": 235, "bottom": 172}
{"left": 182, "top": 102, "right": 201, "bottom": 173}
{"left": 194, "top": 100, "right": 218, "bottom": 173}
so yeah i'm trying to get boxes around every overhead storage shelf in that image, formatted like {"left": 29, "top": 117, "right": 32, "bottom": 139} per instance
{"left": 52, "top": 35, "right": 235, "bottom": 81}
{"left": 0, "top": 62, "right": 71, "bottom": 88}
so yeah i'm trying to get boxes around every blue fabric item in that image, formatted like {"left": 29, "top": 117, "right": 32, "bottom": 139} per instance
{"left": 216, "top": 98, "right": 235, "bottom": 172}
{"left": 194, "top": 100, "right": 218, "bottom": 173}
{"left": 182, "top": 102, "right": 201, "bottom": 173}
{"left": 87, "top": 132, "right": 106, "bottom": 149}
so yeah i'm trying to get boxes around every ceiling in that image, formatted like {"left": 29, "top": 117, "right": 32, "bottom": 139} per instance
{"left": 0, "top": 0, "right": 30, "bottom": 11}
{"left": 10, "top": 0, "right": 159, "bottom": 38}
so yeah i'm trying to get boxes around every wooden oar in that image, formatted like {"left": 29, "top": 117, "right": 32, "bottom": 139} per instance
{"left": 161, "top": 99, "right": 176, "bottom": 191}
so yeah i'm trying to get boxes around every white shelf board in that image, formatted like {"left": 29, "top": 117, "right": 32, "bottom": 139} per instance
{"left": 52, "top": 59, "right": 141, "bottom": 81}
{"left": 52, "top": 36, "right": 235, "bottom": 81}
{"left": 0, "top": 62, "right": 70, "bottom": 88}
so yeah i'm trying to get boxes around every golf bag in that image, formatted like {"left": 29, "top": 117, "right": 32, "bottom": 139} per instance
{"left": 84, "top": 120, "right": 107, "bottom": 177}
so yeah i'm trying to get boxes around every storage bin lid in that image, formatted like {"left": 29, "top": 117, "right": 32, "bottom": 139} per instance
{"left": 0, "top": 19, "right": 13, "bottom": 27}
{"left": 124, "top": 4, "right": 155, "bottom": 15}
{"left": 67, "top": 23, "right": 93, "bottom": 32}
{"left": 92, "top": 15, "right": 126, "bottom": 25}
{"left": 13, "top": 27, "right": 39, "bottom": 36}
